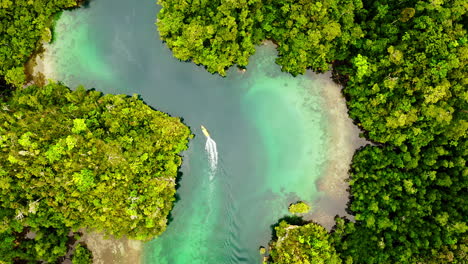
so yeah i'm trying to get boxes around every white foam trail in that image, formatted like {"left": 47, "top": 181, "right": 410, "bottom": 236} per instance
{"left": 204, "top": 136, "right": 218, "bottom": 179}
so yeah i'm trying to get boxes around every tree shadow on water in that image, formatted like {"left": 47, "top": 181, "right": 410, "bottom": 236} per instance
{"left": 165, "top": 170, "right": 183, "bottom": 227}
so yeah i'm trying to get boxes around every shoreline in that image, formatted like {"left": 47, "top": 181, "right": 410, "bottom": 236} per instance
{"left": 29, "top": 37, "right": 145, "bottom": 264}
{"left": 237, "top": 40, "right": 365, "bottom": 229}
{"left": 33, "top": 38, "right": 365, "bottom": 261}
{"left": 307, "top": 71, "right": 368, "bottom": 230}
{"left": 28, "top": 40, "right": 58, "bottom": 86}
{"left": 81, "top": 232, "right": 143, "bottom": 264}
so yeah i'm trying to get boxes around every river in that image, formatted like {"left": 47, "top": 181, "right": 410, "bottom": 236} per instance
{"left": 34, "top": 0, "right": 366, "bottom": 263}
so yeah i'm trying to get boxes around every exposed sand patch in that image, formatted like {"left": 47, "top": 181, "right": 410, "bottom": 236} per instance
{"left": 308, "top": 72, "right": 368, "bottom": 229}
{"left": 29, "top": 41, "right": 58, "bottom": 86}
{"left": 81, "top": 232, "right": 142, "bottom": 264}
{"left": 30, "top": 41, "right": 144, "bottom": 264}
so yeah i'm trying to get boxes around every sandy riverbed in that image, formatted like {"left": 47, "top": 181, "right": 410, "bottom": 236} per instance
{"left": 80, "top": 232, "right": 142, "bottom": 264}
{"left": 308, "top": 71, "right": 368, "bottom": 229}
{"left": 30, "top": 44, "right": 145, "bottom": 264}
{"left": 31, "top": 33, "right": 366, "bottom": 260}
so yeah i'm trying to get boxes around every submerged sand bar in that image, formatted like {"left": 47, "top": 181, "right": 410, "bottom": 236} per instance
{"left": 32, "top": 2, "right": 367, "bottom": 261}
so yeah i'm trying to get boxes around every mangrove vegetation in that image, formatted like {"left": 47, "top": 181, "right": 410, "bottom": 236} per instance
{"left": 1, "top": 1, "right": 193, "bottom": 262}
{"left": 0, "top": 83, "right": 191, "bottom": 262}
{"left": 157, "top": 0, "right": 467, "bottom": 262}
{"left": 0, "top": 0, "right": 80, "bottom": 87}
{"left": 0, "top": 0, "right": 466, "bottom": 262}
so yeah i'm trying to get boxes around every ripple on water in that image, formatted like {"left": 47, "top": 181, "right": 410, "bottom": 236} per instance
{"left": 37, "top": 1, "right": 366, "bottom": 262}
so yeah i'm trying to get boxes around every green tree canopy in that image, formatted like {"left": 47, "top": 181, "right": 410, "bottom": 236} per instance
{"left": 0, "top": 83, "right": 191, "bottom": 263}
{"left": 333, "top": 0, "right": 467, "bottom": 262}
{"left": 262, "top": 0, "right": 363, "bottom": 75}
{"left": 269, "top": 221, "right": 342, "bottom": 264}
{"left": 0, "top": 0, "right": 80, "bottom": 86}
{"left": 157, "top": 0, "right": 363, "bottom": 76}
{"left": 157, "top": 0, "right": 263, "bottom": 76}
{"left": 72, "top": 244, "right": 93, "bottom": 264}
{"left": 288, "top": 201, "right": 310, "bottom": 214}
{"left": 333, "top": 142, "right": 467, "bottom": 263}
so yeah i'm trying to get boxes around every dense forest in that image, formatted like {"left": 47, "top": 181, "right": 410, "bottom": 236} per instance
{"left": 0, "top": 0, "right": 80, "bottom": 87}
{"left": 268, "top": 220, "right": 341, "bottom": 264}
{"left": 0, "top": 83, "right": 191, "bottom": 262}
{"left": 0, "top": 1, "right": 192, "bottom": 262}
{"left": 158, "top": 0, "right": 467, "bottom": 263}
{"left": 0, "top": 0, "right": 466, "bottom": 262}
{"left": 157, "top": 0, "right": 363, "bottom": 76}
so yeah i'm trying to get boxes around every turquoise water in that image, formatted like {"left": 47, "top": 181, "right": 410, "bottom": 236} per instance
{"left": 43, "top": 1, "right": 336, "bottom": 263}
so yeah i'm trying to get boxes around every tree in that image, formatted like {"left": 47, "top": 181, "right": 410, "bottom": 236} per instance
{"left": 72, "top": 244, "right": 93, "bottom": 264}
{"left": 0, "top": 83, "right": 191, "bottom": 262}
{"left": 157, "top": 0, "right": 263, "bottom": 75}
{"left": 157, "top": 0, "right": 363, "bottom": 76}
{"left": 0, "top": 0, "right": 80, "bottom": 86}
{"left": 269, "top": 221, "right": 342, "bottom": 264}
{"left": 288, "top": 201, "right": 310, "bottom": 214}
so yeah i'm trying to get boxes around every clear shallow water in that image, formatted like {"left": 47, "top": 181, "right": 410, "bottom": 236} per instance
{"left": 41, "top": 1, "right": 344, "bottom": 263}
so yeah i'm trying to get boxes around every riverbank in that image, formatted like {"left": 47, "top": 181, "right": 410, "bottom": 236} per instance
{"left": 25, "top": 41, "right": 54, "bottom": 87}
{"left": 308, "top": 71, "right": 368, "bottom": 229}
{"left": 32, "top": 8, "right": 368, "bottom": 261}
{"left": 81, "top": 233, "right": 142, "bottom": 264}
{"left": 28, "top": 41, "right": 145, "bottom": 264}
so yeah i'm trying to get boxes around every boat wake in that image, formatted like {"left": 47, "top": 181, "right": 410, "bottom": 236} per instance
{"left": 205, "top": 136, "right": 218, "bottom": 179}
{"left": 201, "top": 125, "right": 218, "bottom": 179}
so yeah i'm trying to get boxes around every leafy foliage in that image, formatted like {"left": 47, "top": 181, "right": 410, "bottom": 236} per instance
{"left": 0, "top": 83, "right": 191, "bottom": 261}
{"left": 0, "top": 0, "right": 80, "bottom": 86}
{"left": 332, "top": 0, "right": 468, "bottom": 263}
{"left": 261, "top": 0, "right": 363, "bottom": 75}
{"left": 157, "top": 0, "right": 362, "bottom": 76}
{"left": 159, "top": 0, "right": 467, "bottom": 262}
{"left": 157, "top": 0, "right": 263, "bottom": 76}
{"left": 288, "top": 201, "right": 310, "bottom": 214}
{"left": 72, "top": 244, "right": 93, "bottom": 264}
{"left": 0, "top": 206, "right": 77, "bottom": 263}
{"left": 333, "top": 143, "right": 467, "bottom": 263}
{"left": 269, "top": 221, "right": 342, "bottom": 264}
{"left": 343, "top": 0, "right": 467, "bottom": 149}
